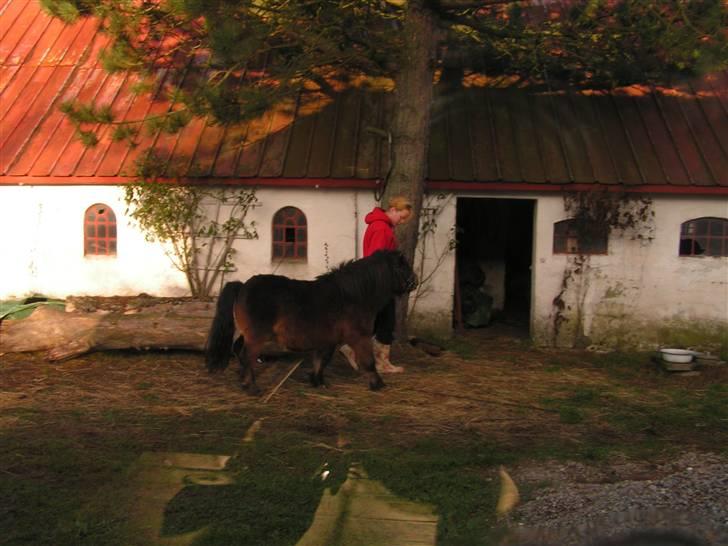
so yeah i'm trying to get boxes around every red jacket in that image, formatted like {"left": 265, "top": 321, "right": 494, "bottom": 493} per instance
{"left": 363, "top": 207, "right": 397, "bottom": 257}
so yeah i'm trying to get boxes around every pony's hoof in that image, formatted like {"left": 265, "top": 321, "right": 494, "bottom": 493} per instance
{"left": 242, "top": 384, "right": 261, "bottom": 396}
{"left": 369, "top": 377, "right": 385, "bottom": 391}
{"left": 309, "top": 372, "right": 325, "bottom": 387}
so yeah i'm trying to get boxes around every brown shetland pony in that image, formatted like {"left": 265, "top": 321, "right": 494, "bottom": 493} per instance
{"left": 205, "top": 250, "right": 417, "bottom": 394}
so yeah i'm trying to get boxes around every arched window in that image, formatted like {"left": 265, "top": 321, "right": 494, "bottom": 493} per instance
{"left": 84, "top": 204, "right": 117, "bottom": 256}
{"left": 553, "top": 219, "right": 608, "bottom": 255}
{"left": 272, "top": 206, "right": 307, "bottom": 260}
{"left": 679, "top": 217, "right": 728, "bottom": 257}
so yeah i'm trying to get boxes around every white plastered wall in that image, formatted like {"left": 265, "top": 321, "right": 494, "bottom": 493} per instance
{"left": 0, "top": 185, "right": 380, "bottom": 300}
{"left": 531, "top": 193, "right": 728, "bottom": 347}
{"left": 2, "top": 185, "right": 724, "bottom": 349}
{"left": 0, "top": 186, "right": 188, "bottom": 299}
{"left": 406, "top": 191, "right": 727, "bottom": 346}
{"left": 221, "top": 187, "right": 377, "bottom": 284}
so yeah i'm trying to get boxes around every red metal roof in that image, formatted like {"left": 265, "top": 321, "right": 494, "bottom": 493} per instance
{"left": 1, "top": 0, "right": 727, "bottom": 193}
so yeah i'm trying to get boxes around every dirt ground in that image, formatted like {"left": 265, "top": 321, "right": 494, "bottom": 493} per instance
{"left": 1, "top": 321, "right": 727, "bottom": 544}
{"left": 2, "top": 320, "right": 725, "bottom": 455}
{"left": 2, "top": 325, "right": 600, "bottom": 441}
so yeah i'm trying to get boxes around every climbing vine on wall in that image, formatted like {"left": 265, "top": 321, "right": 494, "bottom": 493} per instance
{"left": 407, "top": 193, "right": 456, "bottom": 325}
{"left": 552, "top": 189, "right": 655, "bottom": 346}
{"left": 125, "top": 151, "right": 258, "bottom": 298}
{"left": 563, "top": 189, "right": 656, "bottom": 244}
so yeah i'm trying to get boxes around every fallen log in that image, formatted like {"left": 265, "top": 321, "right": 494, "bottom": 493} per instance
{"left": 0, "top": 301, "right": 216, "bottom": 361}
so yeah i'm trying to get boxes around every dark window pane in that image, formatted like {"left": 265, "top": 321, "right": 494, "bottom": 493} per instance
{"left": 592, "top": 237, "right": 607, "bottom": 254}
{"left": 285, "top": 244, "right": 294, "bottom": 257}
{"left": 553, "top": 221, "right": 571, "bottom": 253}
{"left": 694, "top": 238, "right": 707, "bottom": 255}
{"left": 708, "top": 238, "right": 722, "bottom": 256}
{"left": 709, "top": 220, "right": 725, "bottom": 236}
{"left": 695, "top": 220, "right": 708, "bottom": 235}
{"left": 553, "top": 219, "right": 607, "bottom": 255}
{"left": 273, "top": 245, "right": 282, "bottom": 257}
{"left": 679, "top": 238, "right": 693, "bottom": 255}
{"left": 567, "top": 236, "right": 580, "bottom": 253}
{"left": 97, "top": 240, "right": 107, "bottom": 254}
{"left": 97, "top": 224, "right": 106, "bottom": 238}
{"left": 109, "top": 225, "right": 117, "bottom": 237}
{"left": 108, "top": 240, "right": 117, "bottom": 254}
{"left": 285, "top": 227, "right": 296, "bottom": 243}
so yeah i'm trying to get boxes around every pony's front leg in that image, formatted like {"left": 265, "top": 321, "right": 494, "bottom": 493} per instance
{"left": 353, "top": 338, "right": 384, "bottom": 391}
{"left": 309, "top": 347, "right": 335, "bottom": 388}
{"left": 234, "top": 340, "right": 260, "bottom": 396}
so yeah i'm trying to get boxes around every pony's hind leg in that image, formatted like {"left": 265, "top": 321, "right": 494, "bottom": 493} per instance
{"left": 234, "top": 339, "right": 260, "bottom": 396}
{"left": 352, "top": 337, "right": 384, "bottom": 391}
{"left": 309, "top": 347, "right": 336, "bottom": 388}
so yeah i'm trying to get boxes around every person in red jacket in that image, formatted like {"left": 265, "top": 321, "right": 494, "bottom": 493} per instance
{"left": 340, "top": 195, "right": 413, "bottom": 373}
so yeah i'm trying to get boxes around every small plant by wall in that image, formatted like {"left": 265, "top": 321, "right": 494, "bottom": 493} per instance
{"left": 125, "top": 151, "right": 258, "bottom": 297}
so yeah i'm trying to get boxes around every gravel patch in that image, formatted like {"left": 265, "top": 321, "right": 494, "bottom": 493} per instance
{"left": 507, "top": 452, "right": 728, "bottom": 546}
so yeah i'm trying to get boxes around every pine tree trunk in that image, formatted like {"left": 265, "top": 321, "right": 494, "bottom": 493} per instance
{"left": 384, "top": 1, "right": 438, "bottom": 339}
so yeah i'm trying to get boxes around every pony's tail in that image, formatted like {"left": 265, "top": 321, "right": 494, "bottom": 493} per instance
{"left": 206, "top": 280, "right": 244, "bottom": 372}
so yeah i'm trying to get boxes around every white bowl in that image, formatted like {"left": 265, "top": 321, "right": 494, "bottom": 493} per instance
{"left": 660, "top": 348, "right": 695, "bottom": 363}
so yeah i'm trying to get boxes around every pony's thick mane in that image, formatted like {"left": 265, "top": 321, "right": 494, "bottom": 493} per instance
{"left": 317, "top": 251, "right": 396, "bottom": 309}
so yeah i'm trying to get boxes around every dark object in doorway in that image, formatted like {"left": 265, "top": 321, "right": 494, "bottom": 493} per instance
{"left": 457, "top": 257, "right": 492, "bottom": 328}
{"left": 458, "top": 257, "right": 485, "bottom": 287}
{"left": 461, "top": 285, "right": 493, "bottom": 328}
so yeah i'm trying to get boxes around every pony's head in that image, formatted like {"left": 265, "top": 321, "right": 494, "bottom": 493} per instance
{"left": 379, "top": 250, "right": 418, "bottom": 295}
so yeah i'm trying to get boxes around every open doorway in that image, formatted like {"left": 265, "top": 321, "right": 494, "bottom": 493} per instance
{"left": 455, "top": 198, "right": 534, "bottom": 335}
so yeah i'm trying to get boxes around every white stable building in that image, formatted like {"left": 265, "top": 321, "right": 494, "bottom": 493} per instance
{"left": 1, "top": 0, "right": 726, "bottom": 349}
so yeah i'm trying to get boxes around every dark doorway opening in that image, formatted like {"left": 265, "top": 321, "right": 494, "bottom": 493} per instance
{"left": 455, "top": 198, "right": 534, "bottom": 335}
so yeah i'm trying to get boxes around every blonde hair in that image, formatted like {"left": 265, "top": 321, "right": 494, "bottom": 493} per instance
{"left": 388, "top": 195, "right": 412, "bottom": 212}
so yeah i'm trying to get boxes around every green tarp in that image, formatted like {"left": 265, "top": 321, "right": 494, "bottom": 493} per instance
{"left": 0, "top": 299, "right": 66, "bottom": 320}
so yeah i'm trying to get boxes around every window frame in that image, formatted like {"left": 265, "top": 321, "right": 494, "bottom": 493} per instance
{"left": 679, "top": 217, "right": 728, "bottom": 257}
{"left": 553, "top": 218, "right": 608, "bottom": 255}
{"left": 84, "top": 203, "right": 117, "bottom": 257}
{"left": 271, "top": 206, "right": 307, "bottom": 261}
